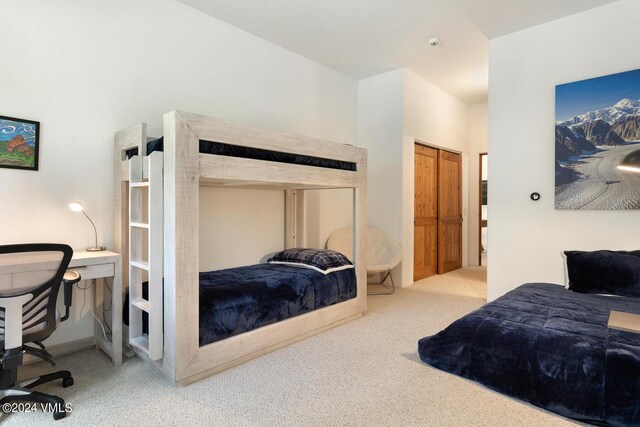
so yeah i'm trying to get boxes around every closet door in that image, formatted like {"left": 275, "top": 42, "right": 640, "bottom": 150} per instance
{"left": 414, "top": 145, "right": 438, "bottom": 280}
{"left": 437, "top": 150, "right": 462, "bottom": 274}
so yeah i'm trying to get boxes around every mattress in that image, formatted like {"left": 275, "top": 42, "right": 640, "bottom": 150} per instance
{"left": 418, "top": 283, "right": 640, "bottom": 426}
{"left": 199, "top": 263, "right": 356, "bottom": 346}
{"left": 125, "top": 137, "right": 357, "bottom": 171}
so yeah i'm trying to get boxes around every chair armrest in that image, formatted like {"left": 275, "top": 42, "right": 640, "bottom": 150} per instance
{"left": 60, "top": 270, "right": 81, "bottom": 322}
{"left": 0, "top": 293, "right": 34, "bottom": 350}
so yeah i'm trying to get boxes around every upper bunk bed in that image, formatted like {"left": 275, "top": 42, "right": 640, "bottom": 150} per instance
{"left": 113, "top": 111, "right": 367, "bottom": 385}
{"left": 124, "top": 137, "right": 357, "bottom": 172}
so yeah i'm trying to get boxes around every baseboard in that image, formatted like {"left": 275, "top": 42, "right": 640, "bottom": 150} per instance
{"left": 23, "top": 336, "right": 97, "bottom": 365}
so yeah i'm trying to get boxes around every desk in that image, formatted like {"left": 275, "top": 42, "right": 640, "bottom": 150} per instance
{"left": 0, "top": 250, "right": 122, "bottom": 365}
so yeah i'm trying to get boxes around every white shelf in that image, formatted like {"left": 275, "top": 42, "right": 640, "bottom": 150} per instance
{"left": 131, "top": 298, "right": 150, "bottom": 312}
{"left": 128, "top": 150, "right": 163, "bottom": 362}
{"left": 130, "top": 260, "right": 149, "bottom": 271}
{"left": 130, "top": 336, "right": 149, "bottom": 355}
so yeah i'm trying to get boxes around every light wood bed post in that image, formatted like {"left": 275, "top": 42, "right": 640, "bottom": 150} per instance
{"left": 354, "top": 152, "right": 367, "bottom": 312}
{"left": 163, "top": 111, "right": 200, "bottom": 381}
{"left": 285, "top": 190, "right": 306, "bottom": 248}
{"left": 114, "top": 124, "right": 146, "bottom": 301}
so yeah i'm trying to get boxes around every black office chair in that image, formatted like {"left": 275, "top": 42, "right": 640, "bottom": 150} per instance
{"left": 0, "top": 244, "right": 81, "bottom": 420}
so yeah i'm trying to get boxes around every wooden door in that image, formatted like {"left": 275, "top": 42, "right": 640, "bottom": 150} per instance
{"left": 438, "top": 150, "right": 462, "bottom": 274}
{"left": 414, "top": 145, "right": 438, "bottom": 280}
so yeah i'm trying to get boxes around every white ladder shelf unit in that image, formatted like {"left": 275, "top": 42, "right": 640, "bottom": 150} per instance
{"left": 128, "top": 151, "right": 163, "bottom": 361}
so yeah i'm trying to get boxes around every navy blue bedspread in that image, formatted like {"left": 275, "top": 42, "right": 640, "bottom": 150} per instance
{"left": 418, "top": 283, "right": 640, "bottom": 426}
{"left": 199, "top": 264, "right": 356, "bottom": 346}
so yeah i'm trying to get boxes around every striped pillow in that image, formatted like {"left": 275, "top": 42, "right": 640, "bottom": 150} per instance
{"left": 267, "top": 248, "right": 353, "bottom": 275}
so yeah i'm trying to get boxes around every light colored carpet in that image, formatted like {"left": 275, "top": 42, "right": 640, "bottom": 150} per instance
{"left": 3, "top": 267, "right": 575, "bottom": 426}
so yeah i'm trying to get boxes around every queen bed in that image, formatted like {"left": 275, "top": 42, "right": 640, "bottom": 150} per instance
{"left": 418, "top": 250, "right": 640, "bottom": 426}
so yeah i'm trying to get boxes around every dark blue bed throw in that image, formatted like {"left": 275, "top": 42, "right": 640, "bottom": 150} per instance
{"left": 199, "top": 264, "right": 356, "bottom": 346}
{"left": 418, "top": 283, "right": 640, "bottom": 426}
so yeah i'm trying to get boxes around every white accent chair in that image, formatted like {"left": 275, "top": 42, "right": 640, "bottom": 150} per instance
{"left": 327, "top": 227, "right": 402, "bottom": 295}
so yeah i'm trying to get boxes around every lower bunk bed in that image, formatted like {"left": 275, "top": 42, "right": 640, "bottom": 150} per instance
{"left": 418, "top": 282, "right": 640, "bottom": 426}
{"left": 126, "top": 264, "right": 356, "bottom": 345}
{"left": 115, "top": 112, "right": 368, "bottom": 385}
{"left": 199, "top": 263, "right": 356, "bottom": 346}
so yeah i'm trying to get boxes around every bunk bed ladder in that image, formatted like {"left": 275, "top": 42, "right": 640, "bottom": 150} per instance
{"left": 128, "top": 151, "right": 163, "bottom": 361}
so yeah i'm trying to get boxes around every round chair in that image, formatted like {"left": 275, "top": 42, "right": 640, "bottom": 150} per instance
{"left": 326, "top": 227, "right": 402, "bottom": 295}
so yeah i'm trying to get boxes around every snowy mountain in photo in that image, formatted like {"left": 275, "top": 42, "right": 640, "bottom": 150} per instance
{"left": 559, "top": 98, "right": 640, "bottom": 128}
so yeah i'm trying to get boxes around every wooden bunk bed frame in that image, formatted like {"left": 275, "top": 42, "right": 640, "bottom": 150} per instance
{"left": 114, "top": 111, "right": 367, "bottom": 385}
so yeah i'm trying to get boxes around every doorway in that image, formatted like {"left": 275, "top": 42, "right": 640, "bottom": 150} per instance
{"left": 413, "top": 143, "right": 463, "bottom": 281}
{"left": 478, "top": 153, "right": 488, "bottom": 267}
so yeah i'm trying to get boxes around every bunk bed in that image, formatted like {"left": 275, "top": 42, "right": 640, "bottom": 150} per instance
{"left": 114, "top": 111, "right": 367, "bottom": 385}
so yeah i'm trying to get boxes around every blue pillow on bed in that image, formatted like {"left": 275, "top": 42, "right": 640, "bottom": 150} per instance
{"left": 565, "top": 250, "right": 640, "bottom": 297}
{"left": 267, "top": 248, "right": 353, "bottom": 275}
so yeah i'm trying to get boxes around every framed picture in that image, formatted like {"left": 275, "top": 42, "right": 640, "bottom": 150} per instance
{"left": 0, "top": 115, "right": 40, "bottom": 171}
{"left": 555, "top": 68, "right": 640, "bottom": 210}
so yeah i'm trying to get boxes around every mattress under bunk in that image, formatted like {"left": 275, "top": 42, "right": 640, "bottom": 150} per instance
{"left": 418, "top": 283, "right": 640, "bottom": 426}
{"left": 200, "top": 264, "right": 356, "bottom": 346}
{"left": 199, "top": 263, "right": 356, "bottom": 346}
{"left": 125, "top": 137, "right": 357, "bottom": 171}
{"left": 126, "top": 264, "right": 357, "bottom": 347}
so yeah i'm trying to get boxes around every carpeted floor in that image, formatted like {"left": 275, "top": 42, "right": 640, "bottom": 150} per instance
{"left": 3, "top": 267, "right": 575, "bottom": 426}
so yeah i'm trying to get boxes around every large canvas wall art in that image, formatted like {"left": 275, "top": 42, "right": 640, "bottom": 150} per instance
{"left": 0, "top": 115, "right": 39, "bottom": 171}
{"left": 555, "top": 68, "right": 640, "bottom": 209}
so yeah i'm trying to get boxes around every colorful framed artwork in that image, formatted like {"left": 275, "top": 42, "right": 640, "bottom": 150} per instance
{"left": 0, "top": 115, "right": 40, "bottom": 171}
{"left": 555, "top": 68, "right": 640, "bottom": 210}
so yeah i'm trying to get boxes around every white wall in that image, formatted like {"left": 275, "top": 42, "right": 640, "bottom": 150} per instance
{"left": 402, "top": 70, "right": 471, "bottom": 284}
{"left": 359, "top": 69, "right": 473, "bottom": 287}
{"left": 305, "top": 189, "right": 354, "bottom": 249}
{"left": 358, "top": 70, "right": 405, "bottom": 239}
{"left": 357, "top": 70, "right": 405, "bottom": 281}
{"left": 488, "top": 0, "right": 640, "bottom": 301}
{"left": 0, "top": 0, "right": 357, "bottom": 346}
{"left": 199, "top": 188, "right": 285, "bottom": 271}
{"left": 468, "top": 103, "right": 488, "bottom": 266}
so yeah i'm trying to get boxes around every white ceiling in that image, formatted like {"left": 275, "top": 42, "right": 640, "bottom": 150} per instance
{"left": 178, "top": 0, "right": 619, "bottom": 104}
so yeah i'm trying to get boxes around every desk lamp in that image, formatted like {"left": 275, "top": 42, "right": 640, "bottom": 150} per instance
{"left": 617, "top": 149, "right": 640, "bottom": 174}
{"left": 69, "top": 202, "right": 106, "bottom": 252}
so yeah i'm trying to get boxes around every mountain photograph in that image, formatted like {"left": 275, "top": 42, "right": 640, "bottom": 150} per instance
{"left": 555, "top": 69, "right": 640, "bottom": 210}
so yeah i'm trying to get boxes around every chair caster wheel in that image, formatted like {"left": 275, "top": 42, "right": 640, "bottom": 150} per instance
{"left": 53, "top": 410, "right": 67, "bottom": 420}
{"left": 62, "top": 377, "right": 74, "bottom": 388}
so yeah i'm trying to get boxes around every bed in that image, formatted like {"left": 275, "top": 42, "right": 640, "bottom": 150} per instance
{"left": 199, "top": 264, "right": 356, "bottom": 346}
{"left": 126, "top": 263, "right": 357, "bottom": 346}
{"left": 114, "top": 111, "right": 367, "bottom": 385}
{"left": 418, "top": 282, "right": 640, "bottom": 426}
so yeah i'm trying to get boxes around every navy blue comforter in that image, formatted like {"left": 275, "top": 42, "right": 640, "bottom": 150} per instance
{"left": 418, "top": 283, "right": 640, "bottom": 426}
{"left": 199, "top": 264, "right": 356, "bottom": 346}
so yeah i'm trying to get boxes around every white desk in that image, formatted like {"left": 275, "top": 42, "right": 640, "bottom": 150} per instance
{"left": 0, "top": 250, "right": 123, "bottom": 365}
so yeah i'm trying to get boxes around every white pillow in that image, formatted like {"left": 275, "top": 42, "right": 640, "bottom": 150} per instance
{"left": 561, "top": 251, "right": 569, "bottom": 289}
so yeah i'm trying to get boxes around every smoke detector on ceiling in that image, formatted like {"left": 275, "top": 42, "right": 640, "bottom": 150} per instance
{"left": 428, "top": 38, "right": 440, "bottom": 47}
